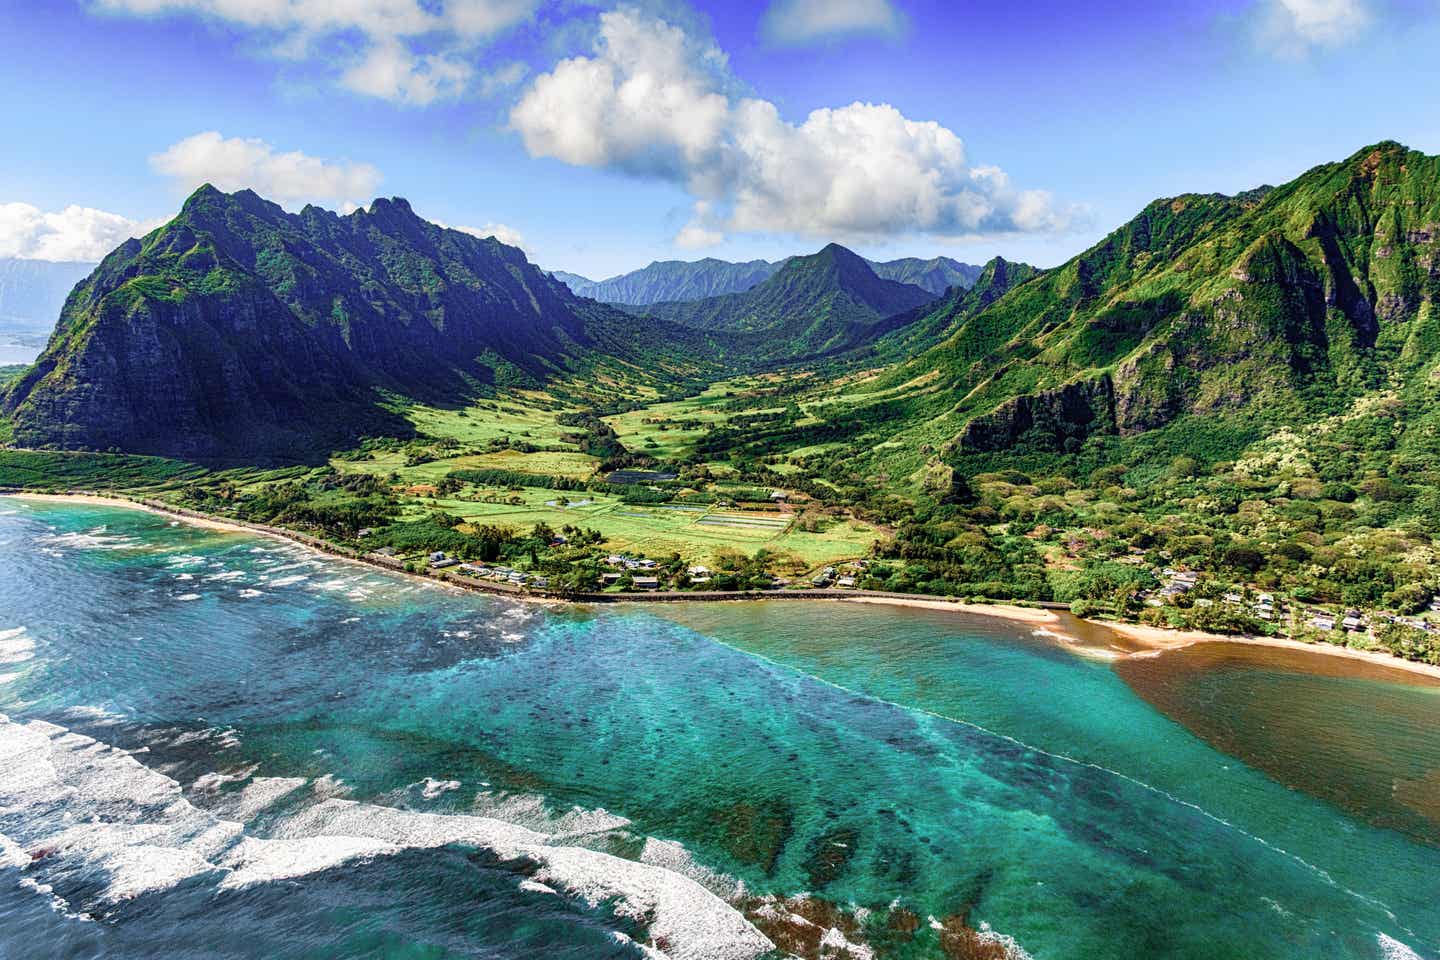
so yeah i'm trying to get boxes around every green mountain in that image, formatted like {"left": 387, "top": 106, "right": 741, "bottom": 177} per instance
{"left": 868, "top": 256, "right": 984, "bottom": 296}
{"left": 2, "top": 186, "right": 696, "bottom": 461}
{"left": 551, "top": 253, "right": 982, "bottom": 305}
{"left": 552, "top": 258, "right": 784, "bottom": 304}
{"left": 630, "top": 243, "right": 938, "bottom": 363}
{"left": 767, "top": 141, "right": 1440, "bottom": 480}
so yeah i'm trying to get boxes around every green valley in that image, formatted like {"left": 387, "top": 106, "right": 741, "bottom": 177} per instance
{"left": 5, "top": 142, "right": 1440, "bottom": 666}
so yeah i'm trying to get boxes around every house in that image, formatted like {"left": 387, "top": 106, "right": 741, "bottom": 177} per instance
{"left": 1222, "top": 593, "right": 1243, "bottom": 605}
{"left": 836, "top": 576, "right": 857, "bottom": 588}
{"left": 631, "top": 576, "right": 660, "bottom": 590}
{"left": 769, "top": 490, "right": 788, "bottom": 502}
{"left": 429, "top": 551, "right": 458, "bottom": 569}
{"left": 1341, "top": 613, "right": 1366, "bottom": 632}
{"left": 458, "top": 563, "right": 486, "bottom": 575}
{"left": 601, "top": 572, "right": 623, "bottom": 586}
{"left": 1311, "top": 614, "right": 1336, "bottom": 631}
{"left": 605, "top": 555, "right": 626, "bottom": 567}
{"left": 687, "top": 565, "right": 712, "bottom": 585}
{"left": 357, "top": 528, "right": 375, "bottom": 538}
{"left": 376, "top": 547, "right": 397, "bottom": 557}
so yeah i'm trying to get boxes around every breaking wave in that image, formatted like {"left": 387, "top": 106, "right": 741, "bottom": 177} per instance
{"left": 0, "top": 714, "right": 773, "bottom": 960}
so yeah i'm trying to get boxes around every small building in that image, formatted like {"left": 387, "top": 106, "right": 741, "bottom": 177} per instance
{"left": 631, "top": 576, "right": 660, "bottom": 590}
{"left": 1341, "top": 614, "right": 1365, "bottom": 632}
{"left": 429, "top": 551, "right": 458, "bottom": 569}
{"left": 601, "top": 572, "right": 623, "bottom": 585}
{"left": 836, "top": 576, "right": 857, "bottom": 588}
{"left": 769, "top": 490, "right": 788, "bottom": 502}
{"left": 1311, "top": 615, "right": 1336, "bottom": 631}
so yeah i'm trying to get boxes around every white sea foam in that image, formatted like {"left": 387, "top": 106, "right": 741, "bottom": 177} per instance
{"left": 266, "top": 575, "right": 309, "bottom": 588}
{"left": 203, "top": 570, "right": 245, "bottom": 583}
{"left": 211, "top": 777, "right": 307, "bottom": 822}
{"left": 274, "top": 799, "right": 772, "bottom": 960}
{"left": 165, "top": 554, "right": 208, "bottom": 569}
{"left": 0, "top": 716, "right": 773, "bottom": 960}
{"left": 0, "top": 627, "right": 34, "bottom": 665}
{"left": 415, "top": 777, "right": 461, "bottom": 800}
{"left": 174, "top": 593, "right": 203, "bottom": 602}
{"left": 1377, "top": 933, "right": 1425, "bottom": 960}
{"left": 238, "top": 589, "right": 265, "bottom": 599}
{"left": 33, "top": 529, "right": 139, "bottom": 551}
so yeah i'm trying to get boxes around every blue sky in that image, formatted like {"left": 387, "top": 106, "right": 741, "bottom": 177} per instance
{"left": 1, "top": 0, "right": 1438, "bottom": 278}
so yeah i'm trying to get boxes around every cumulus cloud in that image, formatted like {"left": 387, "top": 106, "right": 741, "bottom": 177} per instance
{"left": 1254, "top": 0, "right": 1372, "bottom": 54}
{"left": 149, "top": 132, "right": 384, "bottom": 207}
{"left": 510, "top": 7, "right": 1075, "bottom": 246}
{"left": 762, "top": 0, "right": 905, "bottom": 45}
{"left": 453, "top": 221, "right": 528, "bottom": 251}
{"left": 0, "top": 202, "right": 164, "bottom": 262}
{"left": 93, "top": 0, "right": 538, "bottom": 104}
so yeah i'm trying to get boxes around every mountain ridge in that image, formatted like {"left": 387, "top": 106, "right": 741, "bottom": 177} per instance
{"left": 552, "top": 253, "right": 982, "bottom": 304}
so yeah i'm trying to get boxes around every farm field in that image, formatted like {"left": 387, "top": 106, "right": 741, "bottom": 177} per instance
{"left": 391, "top": 484, "right": 874, "bottom": 568}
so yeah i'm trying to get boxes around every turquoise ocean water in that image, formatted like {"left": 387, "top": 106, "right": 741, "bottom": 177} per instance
{"left": 1, "top": 498, "right": 1437, "bottom": 959}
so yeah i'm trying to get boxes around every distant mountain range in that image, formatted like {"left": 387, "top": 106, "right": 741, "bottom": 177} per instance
{"left": 553, "top": 253, "right": 981, "bottom": 304}
{"left": 625, "top": 243, "right": 940, "bottom": 364}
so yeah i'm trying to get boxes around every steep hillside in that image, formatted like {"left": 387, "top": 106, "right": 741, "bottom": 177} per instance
{"left": 918, "top": 142, "right": 1440, "bottom": 455}
{"left": 2, "top": 186, "right": 696, "bottom": 460}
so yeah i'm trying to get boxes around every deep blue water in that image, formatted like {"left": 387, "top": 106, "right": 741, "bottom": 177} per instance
{"left": 1, "top": 498, "right": 1437, "bottom": 959}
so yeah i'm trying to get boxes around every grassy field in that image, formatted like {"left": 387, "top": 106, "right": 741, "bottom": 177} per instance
{"left": 604, "top": 376, "right": 792, "bottom": 460}
{"left": 0, "top": 382, "right": 885, "bottom": 574}
{"left": 385, "top": 481, "right": 873, "bottom": 569}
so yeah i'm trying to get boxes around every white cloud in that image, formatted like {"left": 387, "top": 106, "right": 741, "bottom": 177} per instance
{"left": 762, "top": 0, "right": 904, "bottom": 45}
{"left": 478, "top": 60, "right": 529, "bottom": 97}
{"left": 1254, "top": 0, "right": 1371, "bottom": 54}
{"left": 149, "top": 132, "right": 383, "bottom": 207}
{"left": 453, "top": 221, "right": 527, "bottom": 251}
{"left": 340, "top": 39, "right": 474, "bottom": 105}
{"left": 93, "top": 0, "right": 538, "bottom": 104}
{"left": 510, "top": 7, "right": 1076, "bottom": 246}
{"left": 0, "top": 202, "right": 164, "bottom": 262}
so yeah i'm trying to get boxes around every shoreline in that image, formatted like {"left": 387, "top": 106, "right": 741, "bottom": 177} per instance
{"left": 8, "top": 490, "right": 1440, "bottom": 682}
{"left": 1100, "top": 621, "right": 1440, "bottom": 682}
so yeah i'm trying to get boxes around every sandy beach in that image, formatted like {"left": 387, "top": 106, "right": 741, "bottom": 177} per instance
{"left": 840, "top": 595, "right": 1058, "bottom": 623}
{"left": 1102, "top": 621, "right": 1440, "bottom": 682}
{"left": 8, "top": 490, "right": 1440, "bottom": 681}
{"left": 4, "top": 492, "right": 253, "bottom": 534}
